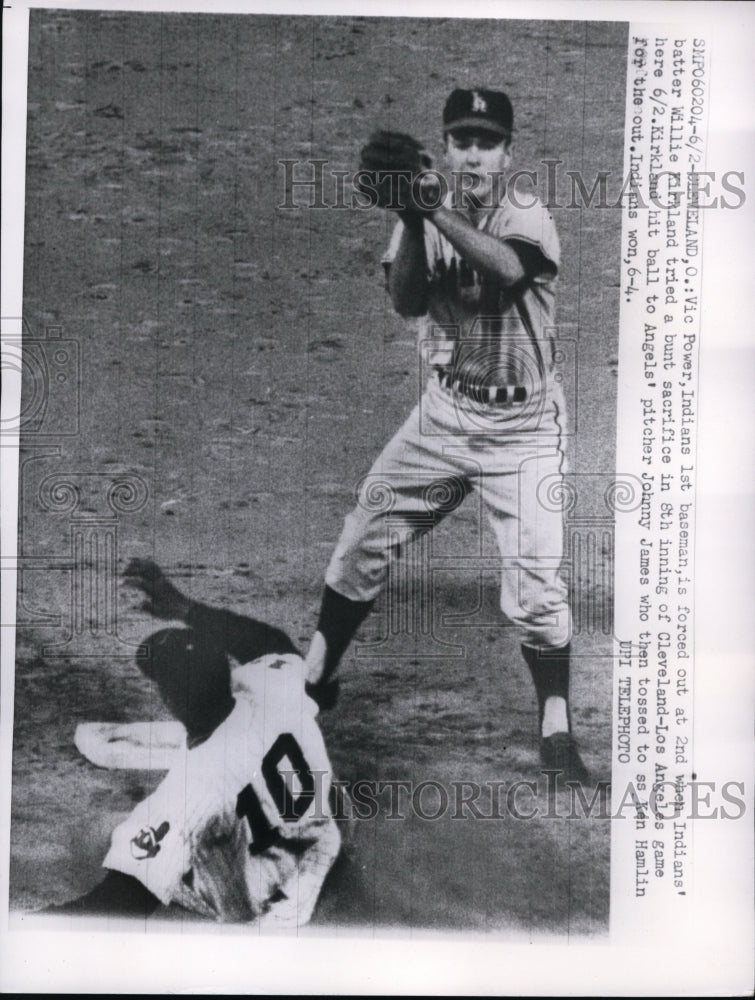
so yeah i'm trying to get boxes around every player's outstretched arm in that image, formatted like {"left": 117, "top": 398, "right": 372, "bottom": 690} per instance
{"left": 123, "top": 558, "right": 299, "bottom": 662}
{"left": 124, "top": 558, "right": 192, "bottom": 620}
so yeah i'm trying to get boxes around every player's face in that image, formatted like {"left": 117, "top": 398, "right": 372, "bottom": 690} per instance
{"left": 445, "top": 129, "right": 511, "bottom": 207}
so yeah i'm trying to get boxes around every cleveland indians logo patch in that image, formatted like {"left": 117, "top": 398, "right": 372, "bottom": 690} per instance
{"left": 130, "top": 820, "right": 170, "bottom": 859}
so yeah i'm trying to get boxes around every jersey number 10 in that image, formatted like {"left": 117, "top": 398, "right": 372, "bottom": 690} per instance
{"left": 235, "top": 732, "right": 316, "bottom": 856}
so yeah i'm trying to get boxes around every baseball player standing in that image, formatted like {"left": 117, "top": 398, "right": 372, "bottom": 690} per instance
{"left": 305, "top": 88, "right": 588, "bottom": 783}
{"left": 47, "top": 560, "right": 341, "bottom": 926}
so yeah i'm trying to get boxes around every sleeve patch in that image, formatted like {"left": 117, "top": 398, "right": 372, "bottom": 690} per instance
{"left": 130, "top": 820, "right": 170, "bottom": 860}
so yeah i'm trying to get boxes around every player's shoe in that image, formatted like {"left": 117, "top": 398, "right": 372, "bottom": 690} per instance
{"left": 540, "top": 732, "right": 589, "bottom": 784}
{"left": 305, "top": 678, "right": 340, "bottom": 711}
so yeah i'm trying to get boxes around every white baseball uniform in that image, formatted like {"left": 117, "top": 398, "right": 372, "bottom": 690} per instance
{"left": 325, "top": 190, "right": 571, "bottom": 648}
{"left": 103, "top": 653, "right": 340, "bottom": 926}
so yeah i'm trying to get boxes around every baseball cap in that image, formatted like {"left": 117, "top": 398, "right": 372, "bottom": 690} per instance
{"left": 138, "top": 627, "right": 231, "bottom": 730}
{"left": 443, "top": 88, "right": 514, "bottom": 140}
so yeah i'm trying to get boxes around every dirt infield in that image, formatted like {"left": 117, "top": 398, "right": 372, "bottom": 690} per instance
{"left": 10, "top": 10, "right": 626, "bottom": 935}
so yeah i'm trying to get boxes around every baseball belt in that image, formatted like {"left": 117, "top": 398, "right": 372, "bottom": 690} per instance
{"left": 435, "top": 368, "right": 527, "bottom": 405}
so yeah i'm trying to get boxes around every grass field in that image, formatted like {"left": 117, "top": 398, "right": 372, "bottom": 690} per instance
{"left": 10, "top": 9, "right": 626, "bottom": 936}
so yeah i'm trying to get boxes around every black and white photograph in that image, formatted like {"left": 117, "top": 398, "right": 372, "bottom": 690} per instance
{"left": 1, "top": 1, "right": 752, "bottom": 994}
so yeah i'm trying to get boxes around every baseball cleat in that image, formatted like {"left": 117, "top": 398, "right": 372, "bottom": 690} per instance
{"left": 305, "top": 679, "right": 340, "bottom": 711}
{"left": 540, "top": 732, "right": 589, "bottom": 784}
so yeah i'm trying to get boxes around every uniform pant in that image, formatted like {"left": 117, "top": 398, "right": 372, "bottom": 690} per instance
{"left": 325, "top": 376, "right": 571, "bottom": 649}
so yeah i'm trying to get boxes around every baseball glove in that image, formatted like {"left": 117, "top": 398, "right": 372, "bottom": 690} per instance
{"left": 355, "top": 129, "right": 433, "bottom": 211}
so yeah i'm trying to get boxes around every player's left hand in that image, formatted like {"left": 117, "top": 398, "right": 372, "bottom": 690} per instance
{"left": 356, "top": 129, "right": 440, "bottom": 214}
{"left": 123, "top": 558, "right": 191, "bottom": 620}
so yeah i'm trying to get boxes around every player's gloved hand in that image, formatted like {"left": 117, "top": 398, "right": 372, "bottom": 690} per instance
{"left": 123, "top": 557, "right": 191, "bottom": 620}
{"left": 355, "top": 129, "right": 440, "bottom": 215}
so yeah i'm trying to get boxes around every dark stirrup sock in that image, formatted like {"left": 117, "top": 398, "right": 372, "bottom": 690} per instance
{"left": 315, "top": 585, "right": 375, "bottom": 682}
{"left": 521, "top": 642, "right": 571, "bottom": 728}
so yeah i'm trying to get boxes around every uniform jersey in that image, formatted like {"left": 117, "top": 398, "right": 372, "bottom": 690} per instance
{"left": 325, "top": 185, "right": 570, "bottom": 648}
{"left": 103, "top": 653, "right": 340, "bottom": 926}
{"left": 383, "top": 192, "right": 560, "bottom": 389}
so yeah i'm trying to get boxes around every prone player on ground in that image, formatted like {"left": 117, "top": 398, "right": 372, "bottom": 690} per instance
{"left": 46, "top": 559, "right": 340, "bottom": 926}
{"left": 306, "top": 88, "right": 588, "bottom": 782}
